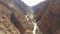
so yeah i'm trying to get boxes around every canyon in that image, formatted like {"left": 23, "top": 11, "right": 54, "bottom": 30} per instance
{"left": 0, "top": 0, "right": 60, "bottom": 34}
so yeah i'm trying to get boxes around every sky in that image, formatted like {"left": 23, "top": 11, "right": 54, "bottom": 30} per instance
{"left": 21, "top": 0, "right": 45, "bottom": 7}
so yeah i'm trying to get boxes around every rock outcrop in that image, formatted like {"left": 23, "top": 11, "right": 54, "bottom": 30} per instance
{"left": 33, "top": 0, "right": 60, "bottom": 34}
{"left": 0, "top": 0, "right": 20, "bottom": 34}
{"left": 0, "top": 0, "right": 34, "bottom": 34}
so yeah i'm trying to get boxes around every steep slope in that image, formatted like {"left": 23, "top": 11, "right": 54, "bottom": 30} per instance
{"left": 0, "top": 0, "right": 20, "bottom": 34}
{"left": 0, "top": 0, "right": 34, "bottom": 34}
{"left": 33, "top": 0, "right": 60, "bottom": 34}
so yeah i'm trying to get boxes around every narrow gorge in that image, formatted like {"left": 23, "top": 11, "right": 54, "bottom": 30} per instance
{"left": 0, "top": 0, "right": 60, "bottom": 34}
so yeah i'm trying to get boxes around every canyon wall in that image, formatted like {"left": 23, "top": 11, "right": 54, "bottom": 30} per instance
{"left": 0, "top": 0, "right": 34, "bottom": 34}
{"left": 33, "top": 0, "right": 60, "bottom": 34}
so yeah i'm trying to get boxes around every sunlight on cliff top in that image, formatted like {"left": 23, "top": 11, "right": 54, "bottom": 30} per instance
{"left": 21, "top": 0, "right": 45, "bottom": 7}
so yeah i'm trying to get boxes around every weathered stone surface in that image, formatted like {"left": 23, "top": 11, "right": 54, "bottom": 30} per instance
{"left": 0, "top": 0, "right": 34, "bottom": 34}
{"left": 33, "top": 0, "right": 60, "bottom": 34}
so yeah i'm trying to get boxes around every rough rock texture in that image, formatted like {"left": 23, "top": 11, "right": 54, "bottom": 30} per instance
{"left": 0, "top": 12, "right": 20, "bottom": 34}
{"left": 33, "top": 0, "right": 60, "bottom": 34}
{"left": 0, "top": 0, "right": 34, "bottom": 34}
{"left": 0, "top": 0, "right": 20, "bottom": 34}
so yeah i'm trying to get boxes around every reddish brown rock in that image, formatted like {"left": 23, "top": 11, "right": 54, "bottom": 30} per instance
{"left": 33, "top": 0, "right": 60, "bottom": 34}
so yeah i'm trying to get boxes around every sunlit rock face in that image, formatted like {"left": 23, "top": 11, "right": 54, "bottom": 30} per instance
{"left": 0, "top": 0, "right": 20, "bottom": 34}
{"left": 33, "top": 0, "right": 60, "bottom": 34}
{"left": 0, "top": 0, "right": 34, "bottom": 34}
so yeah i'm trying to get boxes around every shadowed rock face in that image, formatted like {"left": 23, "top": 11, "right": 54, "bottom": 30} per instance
{"left": 33, "top": 0, "right": 60, "bottom": 34}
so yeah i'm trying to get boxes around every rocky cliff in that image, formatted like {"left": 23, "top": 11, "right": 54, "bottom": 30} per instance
{"left": 33, "top": 0, "right": 60, "bottom": 34}
{"left": 0, "top": 0, "right": 34, "bottom": 34}
{"left": 0, "top": 0, "right": 60, "bottom": 34}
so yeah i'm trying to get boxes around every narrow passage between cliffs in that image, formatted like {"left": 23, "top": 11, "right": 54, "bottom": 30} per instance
{"left": 25, "top": 9, "right": 39, "bottom": 34}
